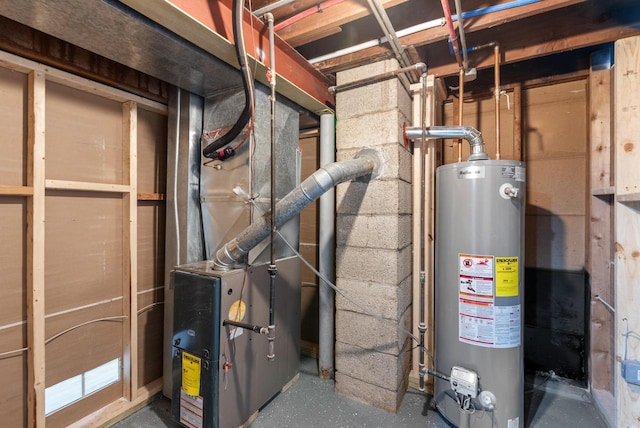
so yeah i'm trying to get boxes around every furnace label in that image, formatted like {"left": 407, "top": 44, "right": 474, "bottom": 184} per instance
{"left": 182, "top": 351, "right": 201, "bottom": 397}
{"left": 180, "top": 388, "right": 204, "bottom": 428}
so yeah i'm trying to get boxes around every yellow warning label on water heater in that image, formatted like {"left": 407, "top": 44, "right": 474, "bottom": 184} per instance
{"left": 182, "top": 351, "right": 201, "bottom": 397}
{"left": 495, "top": 257, "right": 519, "bottom": 297}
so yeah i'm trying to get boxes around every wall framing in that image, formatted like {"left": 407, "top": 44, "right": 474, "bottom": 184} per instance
{"left": 0, "top": 49, "right": 167, "bottom": 427}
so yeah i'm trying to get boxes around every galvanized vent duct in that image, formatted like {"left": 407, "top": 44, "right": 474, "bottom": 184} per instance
{"left": 214, "top": 150, "right": 381, "bottom": 270}
{"left": 404, "top": 125, "right": 487, "bottom": 161}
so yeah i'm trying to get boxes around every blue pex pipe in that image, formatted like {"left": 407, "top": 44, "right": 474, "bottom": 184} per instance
{"left": 452, "top": 0, "right": 541, "bottom": 21}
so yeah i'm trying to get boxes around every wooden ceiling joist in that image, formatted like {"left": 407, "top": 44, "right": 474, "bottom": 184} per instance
{"left": 313, "top": 0, "right": 587, "bottom": 73}
{"left": 275, "top": 0, "right": 408, "bottom": 47}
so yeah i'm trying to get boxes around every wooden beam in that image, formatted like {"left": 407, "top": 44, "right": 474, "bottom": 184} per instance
{"left": 588, "top": 49, "right": 614, "bottom": 395}
{"left": 27, "top": 70, "right": 46, "bottom": 428}
{"left": 277, "top": 0, "right": 407, "bottom": 48}
{"left": 0, "top": 185, "right": 34, "bottom": 196}
{"left": 120, "top": 0, "right": 335, "bottom": 113}
{"left": 44, "top": 180, "right": 131, "bottom": 193}
{"left": 137, "top": 193, "right": 165, "bottom": 201}
{"left": 122, "top": 101, "right": 139, "bottom": 400}
{"left": 314, "top": 0, "right": 586, "bottom": 73}
{"left": 614, "top": 35, "right": 640, "bottom": 428}
{"left": 513, "top": 84, "right": 523, "bottom": 161}
{"left": 426, "top": 1, "right": 640, "bottom": 77}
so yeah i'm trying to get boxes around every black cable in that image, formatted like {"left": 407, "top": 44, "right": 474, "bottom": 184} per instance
{"left": 202, "top": 0, "right": 254, "bottom": 160}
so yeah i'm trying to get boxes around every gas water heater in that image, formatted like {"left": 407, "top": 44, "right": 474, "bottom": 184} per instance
{"left": 435, "top": 159, "right": 526, "bottom": 428}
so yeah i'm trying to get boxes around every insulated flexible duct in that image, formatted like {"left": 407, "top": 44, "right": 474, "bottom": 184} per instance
{"left": 214, "top": 150, "right": 380, "bottom": 269}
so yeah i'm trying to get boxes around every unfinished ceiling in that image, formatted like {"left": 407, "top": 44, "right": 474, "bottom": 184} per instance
{"left": 1, "top": 0, "right": 638, "bottom": 115}
{"left": 250, "top": 0, "right": 640, "bottom": 78}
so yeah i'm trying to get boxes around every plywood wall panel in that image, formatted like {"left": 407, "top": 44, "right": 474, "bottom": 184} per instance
{"left": 0, "top": 341, "right": 27, "bottom": 427}
{"left": 45, "top": 299, "right": 123, "bottom": 385}
{"left": 136, "top": 201, "right": 164, "bottom": 389}
{"left": 0, "top": 198, "right": 26, "bottom": 325}
{"left": 526, "top": 156, "right": 586, "bottom": 215}
{"left": 0, "top": 67, "right": 27, "bottom": 186}
{"left": 525, "top": 214, "right": 586, "bottom": 270}
{"left": 137, "top": 202, "right": 165, "bottom": 292}
{"left": 45, "top": 82, "right": 123, "bottom": 184}
{"left": 136, "top": 308, "right": 163, "bottom": 386}
{"left": 523, "top": 80, "right": 587, "bottom": 160}
{"left": 137, "top": 109, "right": 167, "bottom": 194}
{"left": 45, "top": 192, "right": 123, "bottom": 314}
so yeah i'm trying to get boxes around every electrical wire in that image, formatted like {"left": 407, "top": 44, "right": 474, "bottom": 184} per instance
{"left": 0, "top": 347, "right": 29, "bottom": 359}
{"left": 276, "top": 229, "right": 438, "bottom": 364}
{"left": 137, "top": 302, "right": 164, "bottom": 315}
{"left": 44, "top": 316, "right": 127, "bottom": 345}
{"left": 1, "top": 313, "right": 138, "bottom": 359}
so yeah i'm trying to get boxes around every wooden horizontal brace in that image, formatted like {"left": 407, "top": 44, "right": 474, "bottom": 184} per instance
{"left": 617, "top": 193, "right": 640, "bottom": 203}
{"left": 66, "top": 378, "right": 163, "bottom": 428}
{"left": 314, "top": 0, "right": 586, "bottom": 74}
{"left": 0, "top": 185, "right": 34, "bottom": 196}
{"left": 119, "top": 0, "right": 335, "bottom": 113}
{"left": 137, "top": 193, "right": 165, "bottom": 201}
{"left": 45, "top": 180, "right": 131, "bottom": 193}
{"left": 592, "top": 187, "right": 615, "bottom": 197}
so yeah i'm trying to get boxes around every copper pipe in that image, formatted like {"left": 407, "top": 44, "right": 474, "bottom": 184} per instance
{"left": 457, "top": 67, "right": 464, "bottom": 162}
{"left": 494, "top": 44, "right": 501, "bottom": 160}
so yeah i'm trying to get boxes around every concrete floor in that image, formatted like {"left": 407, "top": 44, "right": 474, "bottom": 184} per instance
{"left": 113, "top": 356, "right": 608, "bottom": 428}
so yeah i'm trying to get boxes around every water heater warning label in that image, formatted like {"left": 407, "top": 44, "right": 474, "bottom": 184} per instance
{"left": 496, "top": 257, "right": 519, "bottom": 297}
{"left": 458, "top": 254, "right": 521, "bottom": 348}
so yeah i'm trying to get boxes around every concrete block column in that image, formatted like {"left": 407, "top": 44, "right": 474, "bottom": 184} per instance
{"left": 334, "top": 59, "right": 413, "bottom": 413}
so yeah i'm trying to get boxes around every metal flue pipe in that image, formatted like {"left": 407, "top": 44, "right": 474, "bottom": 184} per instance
{"left": 214, "top": 150, "right": 381, "bottom": 270}
{"left": 405, "top": 125, "right": 488, "bottom": 161}
{"left": 319, "top": 112, "right": 336, "bottom": 380}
